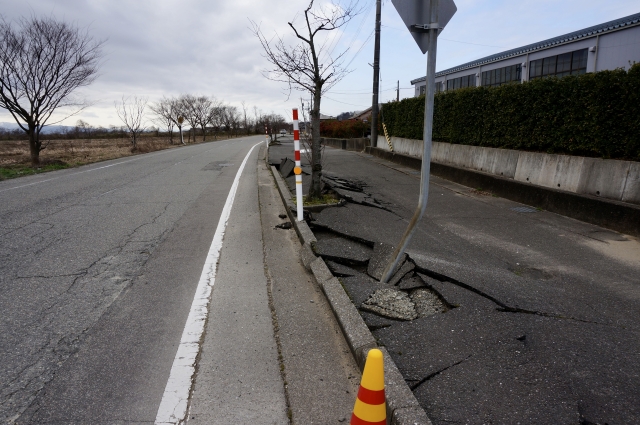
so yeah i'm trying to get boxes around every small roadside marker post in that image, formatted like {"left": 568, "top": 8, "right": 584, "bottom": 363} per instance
{"left": 292, "top": 109, "right": 304, "bottom": 222}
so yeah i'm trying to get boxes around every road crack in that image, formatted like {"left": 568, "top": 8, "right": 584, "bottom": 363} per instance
{"left": 408, "top": 355, "right": 472, "bottom": 391}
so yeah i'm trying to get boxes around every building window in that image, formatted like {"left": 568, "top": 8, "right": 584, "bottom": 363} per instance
{"left": 529, "top": 48, "right": 588, "bottom": 80}
{"left": 481, "top": 64, "right": 522, "bottom": 87}
{"left": 436, "top": 82, "right": 443, "bottom": 93}
{"left": 419, "top": 85, "right": 426, "bottom": 95}
{"left": 445, "top": 74, "right": 475, "bottom": 91}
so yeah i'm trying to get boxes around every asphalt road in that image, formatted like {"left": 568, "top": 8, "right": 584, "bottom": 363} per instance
{"left": 0, "top": 136, "right": 269, "bottom": 423}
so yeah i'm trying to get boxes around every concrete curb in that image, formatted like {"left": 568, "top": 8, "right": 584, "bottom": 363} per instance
{"left": 269, "top": 164, "right": 433, "bottom": 425}
{"left": 365, "top": 146, "right": 640, "bottom": 238}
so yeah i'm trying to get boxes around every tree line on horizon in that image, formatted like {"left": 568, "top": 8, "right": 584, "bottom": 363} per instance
{"left": 0, "top": 14, "right": 289, "bottom": 164}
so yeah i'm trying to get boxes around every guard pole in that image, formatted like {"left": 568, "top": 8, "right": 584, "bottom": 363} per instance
{"left": 265, "top": 124, "right": 269, "bottom": 143}
{"left": 292, "top": 109, "right": 304, "bottom": 222}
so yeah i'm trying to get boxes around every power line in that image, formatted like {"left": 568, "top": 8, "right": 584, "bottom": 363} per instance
{"left": 343, "top": 28, "right": 375, "bottom": 70}
{"left": 327, "top": 84, "right": 396, "bottom": 95}
{"left": 322, "top": 95, "right": 370, "bottom": 107}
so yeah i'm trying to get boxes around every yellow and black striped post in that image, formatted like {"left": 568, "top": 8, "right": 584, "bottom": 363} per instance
{"left": 351, "top": 349, "right": 386, "bottom": 425}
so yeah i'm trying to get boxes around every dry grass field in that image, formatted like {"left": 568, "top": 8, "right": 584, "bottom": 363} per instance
{"left": 0, "top": 135, "right": 240, "bottom": 180}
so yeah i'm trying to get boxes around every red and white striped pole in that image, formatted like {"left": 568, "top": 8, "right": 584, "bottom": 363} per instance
{"left": 264, "top": 124, "right": 269, "bottom": 144}
{"left": 292, "top": 108, "right": 304, "bottom": 222}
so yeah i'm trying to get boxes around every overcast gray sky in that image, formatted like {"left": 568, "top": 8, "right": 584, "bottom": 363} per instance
{"left": 0, "top": 0, "right": 638, "bottom": 128}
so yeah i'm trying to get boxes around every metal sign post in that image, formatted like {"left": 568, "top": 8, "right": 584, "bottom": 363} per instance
{"left": 380, "top": 0, "right": 456, "bottom": 283}
{"left": 178, "top": 116, "right": 185, "bottom": 145}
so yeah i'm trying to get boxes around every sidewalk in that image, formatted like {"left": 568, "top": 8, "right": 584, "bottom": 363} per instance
{"left": 269, "top": 140, "right": 640, "bottom": 425}
{"left": 257, "top": 149, "right": 360, "bottom": 424}
{"left": 186, "top": 145, "right": 359, "bottom": 424}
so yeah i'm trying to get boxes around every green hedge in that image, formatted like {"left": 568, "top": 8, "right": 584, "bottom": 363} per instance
{"left": 381, "top": 64, "right": 640, "bottom": 160}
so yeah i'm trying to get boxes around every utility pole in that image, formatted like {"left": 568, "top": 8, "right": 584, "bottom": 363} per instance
{"left": 370, "top": 0, "right": 382, "bottom": 148}
{"left": 396, "top": 80, "right": 400, "bottom": 102}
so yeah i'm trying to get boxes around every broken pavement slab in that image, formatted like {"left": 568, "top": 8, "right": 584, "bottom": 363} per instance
{"left": 313, "top": 238, "right": 372, "bottom": 266}
{"left": 360, "top": 311, "right": 404, "bottom": 330}
{"left": 397, "top": 274, "right": 427, "bottom": 291}
{"left": 417, "top": 272, "right": 496, "bottom": 311}
{"left": 368, "top": 242, "right": 407, "bottom": 281}
{"left": 341, "top": 272, "right": 390, "bottom": 308}
{"left": 279, "top": 157, "right": 295, "bottom": 177}
{"left": 362, "top": 288, "right": 418, "bottom": 321}
{"left": 388, "top": 261, "right": 415, "bottom": 286}
{"left": 323, "top": 174, "right": 366, "bottom": 192}
{"left": 313, "top": 203, "right": 406, "bottom": 246}
{"left": 325, "top": 260, "right": 359, "bottom": 277}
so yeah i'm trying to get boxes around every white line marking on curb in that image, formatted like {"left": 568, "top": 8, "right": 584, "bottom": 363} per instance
{"left": 154, "top": 141, "right": 263, "bottom": 425}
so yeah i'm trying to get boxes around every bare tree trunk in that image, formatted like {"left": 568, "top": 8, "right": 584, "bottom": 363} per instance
{"left": 309, "top": 90, "right": 323, "bottom": 198}
{"left": 28, "top": 127, "right": 41, "bottom": 166}
{"left": 201, "top": 126, "right": 206, "bottom": 141}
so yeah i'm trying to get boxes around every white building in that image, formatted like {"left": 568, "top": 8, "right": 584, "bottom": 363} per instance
{"left": 411, "top": 12, "right": 640, "bottom": 95}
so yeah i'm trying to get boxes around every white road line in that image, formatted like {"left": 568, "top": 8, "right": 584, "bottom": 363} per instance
{"left": 154, "top": 141, "right": 263, "bottom": 425}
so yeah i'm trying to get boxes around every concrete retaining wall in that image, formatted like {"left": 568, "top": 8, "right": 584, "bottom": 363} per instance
{"left": 377, "top": 136, "right": 640, "bottom": 205}
{"left": 322, "top": 137, "right": 368, "bottom": 152}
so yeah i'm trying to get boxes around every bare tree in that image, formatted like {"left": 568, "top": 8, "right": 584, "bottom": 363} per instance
{"left": 75, "top": 119, "right": 93, "bottom": 140}
{"left": 206, "top": 101, "right": 224, "bottom": 140}
{"left": 0, "top": 15, "right": 103, "bottom": 166}
{"left": 115, "top": 96, "right": 147, "bottom": 150}
{"left": 149, "top": 97, "right": 176, "bottom": 144}
{"left": 253, "top": 105, "right": 262, "bottom": 135}
{"left": 252, "top": 0, "right": 361, "bottom": 198}
{"left": 229, "top": 108, "right": 242, "bottom": 137}
{"left": 178, "top": 94, "right": 199, "bottom": 143}
{"left": 191, "top": 96, "right": 213, "bottom": 141}
{"left": 223, "top": 106, "right": 241, "bottom": 137}
{"left": 241, "top": 101, "right": 249, "bottom": 135}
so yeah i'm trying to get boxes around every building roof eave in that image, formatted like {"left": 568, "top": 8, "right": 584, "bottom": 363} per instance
{"left": 410, "top": 12, "right": 640, "bottom": 85}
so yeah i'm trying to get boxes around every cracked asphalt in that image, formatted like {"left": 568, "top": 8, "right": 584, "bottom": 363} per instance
{"left": 270, "top": 141, "right": 640, "bottom": 425}
{"left": 0, "top": 137, "right": 262, "bottom": 423}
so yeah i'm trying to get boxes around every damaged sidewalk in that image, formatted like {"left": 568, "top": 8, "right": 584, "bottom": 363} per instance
{"left": 269, "top": 139, "right": 640, "bottom": 425}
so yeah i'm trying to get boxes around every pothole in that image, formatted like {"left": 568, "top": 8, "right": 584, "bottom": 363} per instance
{"left": 411, "top": 288, "right": 448, "bottom": 317}
{"left": 361, "top": 288, "right": 418, "bottom": 321}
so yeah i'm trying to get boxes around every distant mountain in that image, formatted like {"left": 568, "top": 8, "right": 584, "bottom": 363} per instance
{"left": 0, "top": 122, "right": 75, "bottom": 134}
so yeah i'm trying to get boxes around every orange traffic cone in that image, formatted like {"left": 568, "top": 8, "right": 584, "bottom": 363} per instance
{"left": 351, "top": 348, "right": 386, "bottom": 425}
